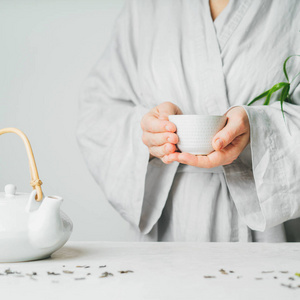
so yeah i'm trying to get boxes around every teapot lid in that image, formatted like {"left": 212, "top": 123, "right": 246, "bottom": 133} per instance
{"left": 0, "top": 184, "right": 30, "bottom": 202}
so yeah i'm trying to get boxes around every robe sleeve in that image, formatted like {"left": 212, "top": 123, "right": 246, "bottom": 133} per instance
{"left": 223, "top": 83, "right": 300, "bottom": 232}
{"left": 76, "top": 0, "right": 178, "bottom": 234}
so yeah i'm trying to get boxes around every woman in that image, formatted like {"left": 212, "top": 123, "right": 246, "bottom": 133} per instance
{"left": 77, "top": 0, "right": 300, "bottom": 242}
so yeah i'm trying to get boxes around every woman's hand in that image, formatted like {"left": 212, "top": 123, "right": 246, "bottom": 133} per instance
{"left": 164, "top": 106, "right": 250, "bottom": 167}
{"left": 141, "top": 102, "right": 182, "bottom": 161}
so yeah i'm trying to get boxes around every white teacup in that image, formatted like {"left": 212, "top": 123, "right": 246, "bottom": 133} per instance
{"left": 168, "top": 115, "right": 227, "bottom": 155}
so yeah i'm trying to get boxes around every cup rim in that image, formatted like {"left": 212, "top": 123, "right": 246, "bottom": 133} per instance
{"left": 168, "top": 114, "right": 226, "bottom": 118}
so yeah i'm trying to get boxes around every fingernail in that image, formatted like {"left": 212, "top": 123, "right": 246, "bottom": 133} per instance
{"left": 215, "top": 139, "right": 223, "bottom": 150}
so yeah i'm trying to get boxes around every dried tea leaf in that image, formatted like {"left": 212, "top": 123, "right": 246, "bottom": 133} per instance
{"left": 289, "top": 277, "right": 295, "bottom": 281}
{"left": 255, "top": 278, "right": 263, "bottom": 280}
{"left": 99, "top": 265, "right": 106, "bottom": 268}
{"left": 219, "top": 269, "right": 228, "bottom": 275}
{"left": 76, "top": 265, "right": 89, "bottom": 268}
{"left": 63, "top": 270, "right": 74, "bottom": 274}
{"left": 75, "top": 278, "right": 86, "bottom": 280}
{"left": 99, "top": 272, "right": 114, "bottom": 278}
{"left": 281, "top": 283, "right": 298, "bottom": 289}
{"left": 229, "top": 271, "right": 234, "bottom": 273}
{"left": 119, "top": 270, "right": 134, "bottom": 274}
{"left": 237, "top": 276, "right": 242, "bottom": 279}
{"left": 204, "top": 276, "right": 216, "bottom": 278}
{"left": 5, "top": 268, "right": 19, "bottom": 275}
{"left": 262, "top": 271, "right": 274, "bottom": 273}
{"left": 87, "top": 273, "right": 91, "bottom": 276}
{"left": 274, "top": 277, "right": 278, "bottom": 279}
{"left": 47, "top": 272, "right": 60, "bottom": 276}
{"left": 280, "top": 271, "right": 289, "bottom": 273}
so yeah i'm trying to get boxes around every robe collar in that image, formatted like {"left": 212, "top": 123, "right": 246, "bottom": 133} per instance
{"left": 214, "top": 0, "right": 252, "bottom": 51}
{"left": 193, "top": 0, "right": 252, "bottom": 115}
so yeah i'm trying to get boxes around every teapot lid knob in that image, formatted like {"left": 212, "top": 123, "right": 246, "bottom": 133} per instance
{"left": 5, "top": 184, "right": 17, "bottom": 196}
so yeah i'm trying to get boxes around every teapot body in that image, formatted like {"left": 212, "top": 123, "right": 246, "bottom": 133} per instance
{"left": 0, "top": 213, "right": 72, "bottom": 263}
{"left": 0, "top": 185, "right": 73, "bottom": 262}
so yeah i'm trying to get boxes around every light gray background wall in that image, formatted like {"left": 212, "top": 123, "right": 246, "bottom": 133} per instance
{"left": 0, "top": 0, "right": 135, "bottom": 241}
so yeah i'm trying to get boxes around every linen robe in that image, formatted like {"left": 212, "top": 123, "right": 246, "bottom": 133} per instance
{"left": 77, "top": 0, "right": 300, "bottom": 242}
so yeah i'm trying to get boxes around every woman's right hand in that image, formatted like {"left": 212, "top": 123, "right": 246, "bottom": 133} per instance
{"left": 141, "top": 102, "right": 182, "bottom": 163}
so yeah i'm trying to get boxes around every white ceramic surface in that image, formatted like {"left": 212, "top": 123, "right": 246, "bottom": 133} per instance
{"left": 168, "top": 115, "right": 227, "bottom": 155}
{"left": 0, "top": 184, "right": 73, "bottom": 262}
{"left": 0, "top": 242, "right": 298, "bottom": 300}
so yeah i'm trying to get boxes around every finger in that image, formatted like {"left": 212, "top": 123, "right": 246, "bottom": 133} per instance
{"left": 180, "top": 153, "right": 212, "bottom": 167}
{"left": 213, "top": 107, "right": 250, "bottom": 151}
{"left": 163, "top": 152, "right": 206, "bottom": 166}
{"left": 141, "top": 113, "right": 176, "bottom": 133}
{"left": 204, "top": 145, "right": 239, "bottom": 167}
{"left": 202, "top": 134, "right": 250, "bottom": 167}
{"left": 156, "top": 102, "right": 183, "bottom": 120}
{"left": 166, "top": 145, "right": 239, "bottom": 168}
{"left": 212, "top": 120, "right": 243, "bottom": 151}
{"left": 163, "top": 152, "right": 181, "bottom": 164}
{"left": 149, "top": 143, "right": 177, "bottom": 158}
{"left": 142, "top": 131, "right": 178, "bottom": 147}
{"left": 205, "top": 132, "right": 250, "bottom": 167}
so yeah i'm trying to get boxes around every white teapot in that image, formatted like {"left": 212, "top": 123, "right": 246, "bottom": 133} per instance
{"left": 0, "top": 128, "right": 73, "bottom": 262}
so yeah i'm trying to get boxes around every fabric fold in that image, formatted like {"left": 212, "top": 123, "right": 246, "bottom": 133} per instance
{"left": 139, "top": 159, "right": 179, "bottom": 234}
{"left": 77, "top": 0, "right": 179, "bottom": 233}
{"left": 224, "top": 92, "right": 300, "bottom": 232}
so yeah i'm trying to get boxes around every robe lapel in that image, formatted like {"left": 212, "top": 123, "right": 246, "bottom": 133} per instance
{"left": 193, "top": 0, "right": 251, "bottom": 115}
{"left": 214, "top": 0, "right": 252, "bottom": 51}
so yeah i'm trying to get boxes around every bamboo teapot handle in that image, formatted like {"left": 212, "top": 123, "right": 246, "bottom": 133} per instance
{"left": 0, "top": 128, "right": 43, "bottom": 201}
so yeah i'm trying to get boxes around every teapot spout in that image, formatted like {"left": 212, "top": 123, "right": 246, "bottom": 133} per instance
{"left": 28, "top": 195, "right": 64, "bottom": 249}
{"left": 41, "top": 195, "right": 63, "bottom": 211}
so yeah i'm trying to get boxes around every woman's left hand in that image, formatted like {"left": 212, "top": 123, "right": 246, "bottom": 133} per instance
{"left": 163, "top": 107, "right": 250, "bottom": 168}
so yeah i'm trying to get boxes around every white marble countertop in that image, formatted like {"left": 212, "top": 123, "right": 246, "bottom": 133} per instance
{"left": 1, "top": 242, "right": 300, "bottom": 300}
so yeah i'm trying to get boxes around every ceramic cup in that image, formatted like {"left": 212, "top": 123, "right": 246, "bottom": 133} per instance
{"left": 168, "top": 115, "right": 227, "bottom": 155}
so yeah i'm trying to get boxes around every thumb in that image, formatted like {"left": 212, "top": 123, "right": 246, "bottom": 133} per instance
{"left": 212, "top": 120, "right": 240, "bottom": 151}
{"left": 158, "top": 102, "right": 182, "bottom": 120}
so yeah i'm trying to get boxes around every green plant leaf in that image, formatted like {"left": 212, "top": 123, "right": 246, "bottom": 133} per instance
{"left": 283, "top": 55, "right": 300, "bottom": 82}
{"left": 247, "top": 90, "right": 270, "bottom": 106}
{"left": 279, "top": 84, "right": 290, "bottom": 122}
{"left": 247, "top": 53, "right": 299, "bottom": 129}
{"left": 263, "top": 82, "right": 289, "bottom": 105}
{"left": 286, "top": 94, "right": 292, "bottom": 103}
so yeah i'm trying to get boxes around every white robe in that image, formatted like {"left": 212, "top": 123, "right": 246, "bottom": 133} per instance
{"left": 77, "top": 0, "right": 300, "bottom": 242}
